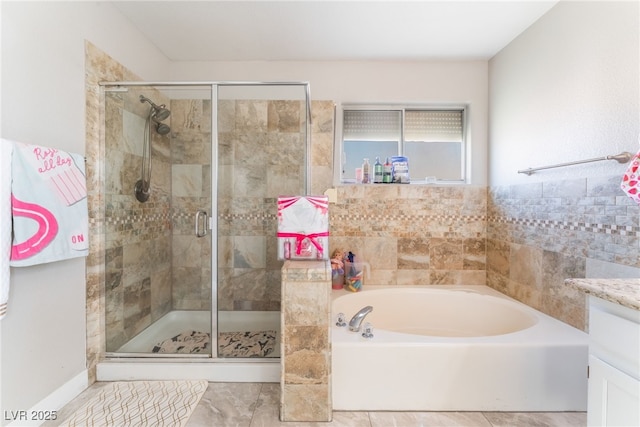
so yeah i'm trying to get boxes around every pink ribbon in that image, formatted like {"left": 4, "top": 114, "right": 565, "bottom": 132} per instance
{"left": 277, "top": 231, "right": 329, "bottom": 255}
{"left": 277, "top": 196, "right": 329, "bottom": 217}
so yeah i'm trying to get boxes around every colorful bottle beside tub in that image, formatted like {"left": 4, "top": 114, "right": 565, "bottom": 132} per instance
{"left": 298, "top": 235, "right": 313, "bottom": 257}
{"left": 284, "top": 239, "right": 291, "bottom": 259}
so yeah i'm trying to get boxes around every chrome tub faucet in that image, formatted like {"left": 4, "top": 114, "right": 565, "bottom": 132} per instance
{"left": 349, "top": 305, "right": 373, "bottom": 332}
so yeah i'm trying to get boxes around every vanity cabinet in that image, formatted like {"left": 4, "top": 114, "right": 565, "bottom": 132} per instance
{"left": 587, "top": 296, "right": 640, "bottom": 427}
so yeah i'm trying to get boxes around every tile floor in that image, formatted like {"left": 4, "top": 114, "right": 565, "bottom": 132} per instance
{"left": 47, "top": 382, "right": 586, "bottom": 427}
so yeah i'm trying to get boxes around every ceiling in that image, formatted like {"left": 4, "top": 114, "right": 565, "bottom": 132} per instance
{"left": 111, "top": 0, "right": 558, "bottom": 62}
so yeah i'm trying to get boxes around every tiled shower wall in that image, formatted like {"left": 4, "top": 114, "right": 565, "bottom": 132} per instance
{"left": 104, "top": 95, "right": 214, "bottom": 350}
{"left": 103, "top": 88, "right": 173, "bottom": 351}
{"left": 217, "top": 99, "right": 308, "bottom": 312}
{"left": 170, "top": 99, "right": 212, "bottom": 311}
{"left": 487, "top": 176, "right": 640, "bottom": 330}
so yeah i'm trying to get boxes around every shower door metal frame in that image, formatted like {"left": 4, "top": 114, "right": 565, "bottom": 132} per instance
{"left": 99, "top": 80, "right": 311, "bottom": 360}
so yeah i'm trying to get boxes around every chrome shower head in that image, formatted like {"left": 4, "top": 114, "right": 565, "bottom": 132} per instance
{"left": 140, "top": 95, "right": 171, "bottom": 121}
{"left": 152, "top": 106, "right": 171, "bottom": 122}
{"left": 155, "top": 122, "right": 171, "bottom": 135}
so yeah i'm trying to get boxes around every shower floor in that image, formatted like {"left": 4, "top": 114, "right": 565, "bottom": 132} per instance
{"left": 115, "top": 310, "right": 280, "bottom": 357}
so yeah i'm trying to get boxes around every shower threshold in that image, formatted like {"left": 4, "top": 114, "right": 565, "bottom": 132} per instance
{"left": 98, "top": 310, "right": 281, "bottom": 382}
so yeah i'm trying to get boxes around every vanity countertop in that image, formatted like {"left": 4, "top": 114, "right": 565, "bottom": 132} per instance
{"left": 565, "top": 278, "right": 640, "bottom": 311}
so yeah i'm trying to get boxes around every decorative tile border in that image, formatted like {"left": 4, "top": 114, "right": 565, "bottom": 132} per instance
{"left": 332, "top": 214, "right": 486, "bottom": 223}
{"left": 99, "top": 213, "right": 638, "bottom": 238}
{"left": 218, "top": 213, "right": 487, "bottom": 221}
{"left": 488, "top": 216, "right": 640, "bottom": 237}
{"left": 218, "top": 213, "right": 275, "bottom": 221}
{"left": 104, "top": 212, "right": 172, "bottom": 225}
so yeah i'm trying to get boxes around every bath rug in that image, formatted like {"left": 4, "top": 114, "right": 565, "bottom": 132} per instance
{"left": 218, "top": 330, "right": 276, "bottom": 357}
{"left": 58, "top": 380, "right": 208, "bottom": 427}
{"left": 152, "top": 330, "right": 210, "bottom": 354}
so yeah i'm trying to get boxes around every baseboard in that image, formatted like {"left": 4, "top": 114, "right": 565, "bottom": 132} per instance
{"left": 7, "top": 370, "right": 88, "bottom": 427}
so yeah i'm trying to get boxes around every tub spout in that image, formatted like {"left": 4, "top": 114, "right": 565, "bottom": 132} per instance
{"left": 349, "top": 306, "right": 373, "bottom": 332}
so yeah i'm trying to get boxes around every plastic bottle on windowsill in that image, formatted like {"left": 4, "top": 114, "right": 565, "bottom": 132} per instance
{"left": 382, "top": 157, "right": 392, "bottom": 183}
{"left": 361, "top": 158, "right": 370, "bottom": 184}
{"left": 373, "top": 157, "right": 383, "bottom": 183}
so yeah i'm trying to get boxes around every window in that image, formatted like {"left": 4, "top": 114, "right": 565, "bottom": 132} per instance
{"left": 339, "top": 106, "right": 467, "bottom": 183}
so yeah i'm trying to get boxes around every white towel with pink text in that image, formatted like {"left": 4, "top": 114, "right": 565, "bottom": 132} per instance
{"left": 0, "top": 140, "right": 12, "bottom": 319}
{"left": 9, "top": 140, "right": 88, "bottom": 267}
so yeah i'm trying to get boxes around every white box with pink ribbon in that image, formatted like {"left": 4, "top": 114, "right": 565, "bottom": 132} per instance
{"left": 277, "top": 195, "right": 329, "bottom": 260}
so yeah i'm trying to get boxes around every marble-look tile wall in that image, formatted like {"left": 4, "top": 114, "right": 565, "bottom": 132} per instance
{"left": 328, "top": 185, "right": 488, "bottom": 287}
{"left": 103, "top": 87, "right": 173, "bottom": 351}
{"left": 217, "top": 99, "right": 307, "bottom": 312}
{"left": 487, "top": 176, "right": 640, "bottom": 330}
{"left": 280, "top": 260, "right": 332, "bottom": 422}
{"left": 170, "top": 99, "right": 212, "bottom": 310}
{"left": 86, "top": 41, "right": 139, "bottom": 378}
{"left": 308, "top": 101, "right": 335, "bottom": 195}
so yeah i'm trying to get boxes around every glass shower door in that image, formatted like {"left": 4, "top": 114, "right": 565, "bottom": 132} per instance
{"left": 104, "top": 85, "right": 213, "bottom": 356}
{"left": 215, "top": 84, "right": 308, "bottom": 358}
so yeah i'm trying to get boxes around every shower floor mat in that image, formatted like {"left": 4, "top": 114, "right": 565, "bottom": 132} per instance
{"left": 152, "top": 330, "right": 277, "bottom": 357}
{"left": 152, "top": 330, "right": 210, "bottom": 354}
{"left": 58, "top": 380, "right": 207, "bottom": 427}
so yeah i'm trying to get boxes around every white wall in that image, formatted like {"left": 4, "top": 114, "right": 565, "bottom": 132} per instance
{"left": 171, "top": 60, "right": 489, "bottom": 185}
{"left": 0, "top": 1, "right": 171, "bottom": 421}
{"left": 489, "top": 1, "right": 640, "bottom": 186}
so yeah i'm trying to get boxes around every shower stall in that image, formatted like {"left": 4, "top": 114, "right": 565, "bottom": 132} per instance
{"left": 101, "top": 82, "right": 309, "bottom": 367}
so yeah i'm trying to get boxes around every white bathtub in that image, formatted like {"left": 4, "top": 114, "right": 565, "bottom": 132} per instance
{"left": 331, "top": 285, "right": 588, "bottom": 412}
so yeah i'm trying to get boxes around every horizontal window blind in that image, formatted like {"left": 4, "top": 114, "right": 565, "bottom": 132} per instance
{"left": 343, "top": 110, "right": 401, "bottom": 141}
{"left": 404, "top": 110, "right": 463, "bottom": 142}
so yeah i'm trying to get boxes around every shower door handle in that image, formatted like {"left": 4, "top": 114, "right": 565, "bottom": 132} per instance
{"left": 195, "top": 210, "right": 208, "bottom": 238}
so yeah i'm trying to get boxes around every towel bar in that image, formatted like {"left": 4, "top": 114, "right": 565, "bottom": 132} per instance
{"left": 518, "top": 152, "right": 633, "bottom": 175}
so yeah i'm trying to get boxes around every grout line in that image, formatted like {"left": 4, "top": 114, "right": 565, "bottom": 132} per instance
{"left": 366, "top": 411, "right": 374, "bottom": 427}
{"left": 480, "top": 411, "right": 495, "bottom": 427}
{"left": 248, "top": 382, "right": 263, "bottom": 427}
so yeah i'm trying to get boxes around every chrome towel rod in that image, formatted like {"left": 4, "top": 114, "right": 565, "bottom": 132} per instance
{"left": 518, "top": 151, "right": 633, "bottom": 175}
